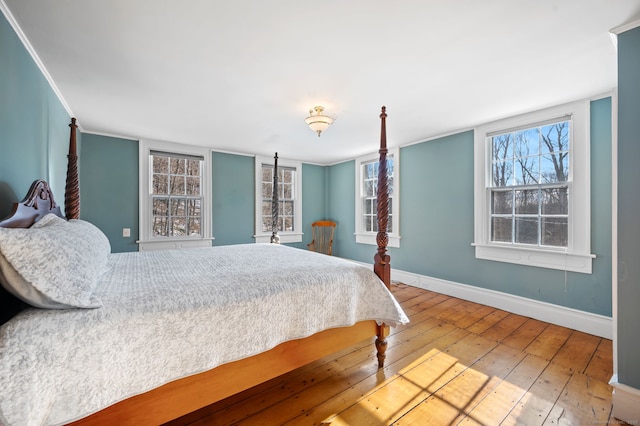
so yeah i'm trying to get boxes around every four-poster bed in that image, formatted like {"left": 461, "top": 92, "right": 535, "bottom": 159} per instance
{"left": 0, "top": 107, "right": 404, "bottom": 425}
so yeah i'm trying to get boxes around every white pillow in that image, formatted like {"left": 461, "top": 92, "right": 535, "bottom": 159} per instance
{"left": 0, "top": 214, "right": 110, "bottom": 309}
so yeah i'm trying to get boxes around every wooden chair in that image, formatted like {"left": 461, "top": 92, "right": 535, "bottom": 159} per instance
{"left": 307, "top": 221, "right": 337, "bottom": 255}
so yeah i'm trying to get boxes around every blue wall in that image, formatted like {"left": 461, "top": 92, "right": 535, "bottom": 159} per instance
{"left": 211, "top": 152, "right": 255, "bottom": 246}
{"left": 329, "top": 99, "right": 613, "bottom": 318}
{"left": 0, "top": 12, "right": 70, "bottom": 217}
{"left": 79, "top": 134, "right": 139, "bottom": 252}
{"left": 616, "top": 25, "right": 640, "bottom": 390}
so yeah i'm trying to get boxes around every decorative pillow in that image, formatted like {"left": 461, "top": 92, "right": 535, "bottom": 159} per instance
{"left": 0, "top": 214, "right": 111, "bottom": 309}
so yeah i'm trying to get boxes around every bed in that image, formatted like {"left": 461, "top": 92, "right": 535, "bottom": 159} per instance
{"left": 0, "top": 108, "right": 406, "bottom": 425}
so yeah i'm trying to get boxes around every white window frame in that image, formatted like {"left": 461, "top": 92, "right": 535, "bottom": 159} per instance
{"left": 355, "top": 147, "right": 401, "bottom": 248}
{"left": 253, "top": 155, "right": 303, "bottom": 244}
{"left": 138, "top": 139, "right": 213, "bottom": 251}
{"left": 473, "top": 99, "right": 594, "bottom": 273}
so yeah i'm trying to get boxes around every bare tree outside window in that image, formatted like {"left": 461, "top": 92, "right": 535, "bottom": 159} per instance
{"left": 151, "top": 153, "right": 203, "bottom": 238}
{"left": 490, "top": 120, "right": 569, "bottom": 247}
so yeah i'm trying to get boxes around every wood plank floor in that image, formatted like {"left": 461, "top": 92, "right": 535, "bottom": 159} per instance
{"left": 171, "top": 283, "right": 619, "bottom": 426}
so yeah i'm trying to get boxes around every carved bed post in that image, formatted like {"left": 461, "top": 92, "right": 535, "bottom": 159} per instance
{"left": 374, "top": 106, "right": 391, "bottom": 369}
{"left": 64, "top": 117, "right": 80, "bottom": 220}
{"left": 270, "top": 152, "right": 280, "bottom": 244}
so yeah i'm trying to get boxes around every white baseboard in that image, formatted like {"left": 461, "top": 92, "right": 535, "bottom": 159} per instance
{"left": 609, "top": 375, "right": 640, "bottom": 424}
{"left": 390, "top": 268, "right": 612, "bottom": 339}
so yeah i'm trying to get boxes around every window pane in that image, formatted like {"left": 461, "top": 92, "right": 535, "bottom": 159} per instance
{"left": 515, "top": 128, "right": 540, "bottom": 157}
{"left": 187, "top": 198, "right": 201, "bottom": 216}
{"left": 492, "top": 161, "right": 513, "bottom": 187}
{"left": 491, "top": 217, "right": 512, "bottom": 242}
{"left": 515, "top": 156, "right": 539, "bottom": 185}
{"left": 365, "top": 180, "right": 375, "bottom": 197}
{"left": 262, "top": 201, "right": 271, "bottom": 217}
{"left": 186, "top": 159, "right": 200, "bottom": 176}
{"left": 282, "top": 183, "right": 292, "bottom": 199}
{"left": 188, "top": 218, "right": 201, "bottom": 236}
{"left": 262, "top": 182, "right": 272, "bottom": 199}
{"left": 541, "top": 187, "right": 568, "bottom": 215}
{"left": 492, "top": 134, "right": 513, "bottom": 160}
{"left": 171, "top": 217, "right": 186, "bottom": 236}
{"left": 153, "top": 174, "right": 168, "bottom": 194}
{"left": 186, "top": 177, "right": 200, "bottom": 195}
{"left": 153, "top": 156, "right": 168, "bottom": 173}
{"left": 263, "top": 216, "right": 272, "bottom": 232}
{"left": 171, "top": 198, "right": 186, "bottom": 216}
{"left": 283, "top": 200, "right": 294, "bottom": 216}
{"left": 365, "top": 216, "right": 372, "bottom": 232}
{"left": 153, "top": 198, "right": 169, "bottom": 216}
{"left": 515, "top": 217, "right": 538, "bottom": 244}
{"left": 515, "top": 189, "right": 538, "bottom": 214}
{"left": 364, "top": 163, "right": 377, "bottom": 179}
{"left": 170, "top": 158, "right": 185, "bottom": 174}
{"left": 540, "top": 122, "right": 569, "bottom": 154}
{"left": 170, "top": 175, "right": 185, "bottom": 195}
{"left": 541, "top": 153, "right": 568, "bottom": 183}
{"left": 491, "top": 191, "right": 512, "bottom": 215}
{"left": 262, "top": 167, "right": 272, "bottom": 182}
{"left": 363, "top": 199, "right": 371, "bottom": 215}
{"left": 542, "top": 217, "right": 568, "bottom": 246}
{"left": 284, "top": 216, "right": 293, "bottom": 232}
{"left": 152, "top": 217, "right": 169, "bottom": 237}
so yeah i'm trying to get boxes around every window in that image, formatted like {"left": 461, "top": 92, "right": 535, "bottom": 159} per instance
{"left": 355, "top": 148, "right": 400, "bottom": 247}
{"left": 150, "top": 151, "right": 203, "bottom": 238}
{"left": 473, "top": 100, "right": 594, "bottom": 273}
{"left": 254, "top": 155, "right": 302, "bottom": 243}
{"left": 490, "top": 120, "right": 570, "bottom": 246}
{"left": 139, "top": 140, "right": 212, "bottom": 251}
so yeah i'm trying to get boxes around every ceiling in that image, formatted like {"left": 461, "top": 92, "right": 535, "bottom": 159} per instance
{"left": 4, "top": 1, "right": 640, "bottom": 164}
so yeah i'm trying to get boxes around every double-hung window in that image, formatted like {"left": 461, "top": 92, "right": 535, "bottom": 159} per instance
{"left": 473, "top": 100, "right": 594, "bottom": 273}
{"left": 139, "top": 140, "right": 212, "bottom": 251}
{"left": 355, "top": 147, "right": 400, "bottom": 247}
{"left": 254, "top": 155, "right": 302, "bottom": 243}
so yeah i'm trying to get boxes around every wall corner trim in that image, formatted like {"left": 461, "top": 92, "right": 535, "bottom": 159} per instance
{"left": 611, "top": 19, "right": 640, "bottom": 35}
{"left": 387, "top": 267, "right": 612, "bottom": 339}
{"left": 609, "top": 375, "right": 640, "bottom": 424}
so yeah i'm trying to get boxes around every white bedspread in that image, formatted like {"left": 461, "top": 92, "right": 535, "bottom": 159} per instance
{"left": 0, "top": 244, "right": 408, "bottom": 425}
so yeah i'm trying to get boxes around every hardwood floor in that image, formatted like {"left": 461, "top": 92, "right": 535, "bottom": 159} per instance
{"left": 172, "top": 283, "right": 618, "bottom": 425}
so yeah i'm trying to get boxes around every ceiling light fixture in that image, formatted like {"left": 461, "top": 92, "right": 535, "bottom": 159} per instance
{"left": 305, "top": 106, "right": 335, "bottom": 137}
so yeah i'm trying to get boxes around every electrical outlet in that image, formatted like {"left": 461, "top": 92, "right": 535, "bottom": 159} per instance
{"left": 122, "top": 228, "right": 131, "bottom": 237}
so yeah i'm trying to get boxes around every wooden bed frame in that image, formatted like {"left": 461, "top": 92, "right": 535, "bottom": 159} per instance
{"left": 0, "top": 108, "right": 394, "bottom": 425}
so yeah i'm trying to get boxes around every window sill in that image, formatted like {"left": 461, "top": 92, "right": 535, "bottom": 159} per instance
{"left": 355, "top": 233, "right": 401, "bottom": 248}
{"left": 472, "top": 243, "right": 594, "bottom": 274}
{"left": 137, "top": 237, "right": 214, "bottom": 251}
{"left": 254, "top": 233, "right": 303, "bottom": 244}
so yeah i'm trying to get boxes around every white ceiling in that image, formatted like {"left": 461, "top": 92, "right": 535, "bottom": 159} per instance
{"left": 4, "top": 0, "right": 640, "bottom": 164}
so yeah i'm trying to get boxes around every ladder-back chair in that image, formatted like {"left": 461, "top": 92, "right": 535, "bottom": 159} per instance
{"left": 307, "top": 220, "right": 337, "bottom": 256}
